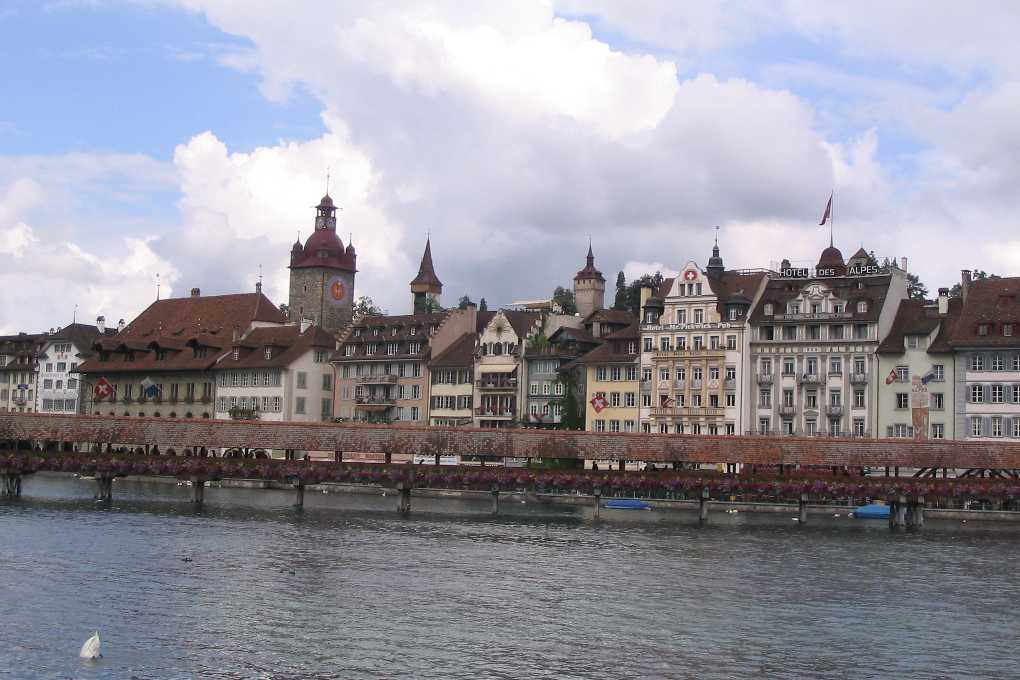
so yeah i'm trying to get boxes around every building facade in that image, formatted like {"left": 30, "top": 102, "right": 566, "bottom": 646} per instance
{"left": 36, "top": 320, "right": 116, "bottom": 415}
{"left": 0, "top": 333, "right": 43, "bottom": 413}
{"left": 747, "top": 246, "right": 908, "bottom": 437}
{"left": 951, "top": 273, "right": 1020, "bottom": 441}
{"left": 573, "top": 244, "right": 606, "bottom": 320}
{"left": 288, "top": 193, "right": 357, "bottom": 333}
{"left": 473, "top": 310, "right": 542, "bottom": 428}
{"left": 78, "top": 289, "right": 287, "bottom": 418}
{"left": 875, "top": 291, "right": 960, "bottom": 440}
{"left": 577, "top": 323, "right": 640, "bottom": 434}
{"left": 524, "top": 326, "right": 600, "bottom": 427}
{"left": 213, "top": 323, "right": 336, "bottom": 423}
{"left": 639, "top": 243, "right": 767, "bottom": 435}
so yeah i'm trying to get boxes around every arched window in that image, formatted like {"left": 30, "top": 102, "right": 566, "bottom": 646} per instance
{"left": 857, "top": 300, "right": 868, "bottom": 313}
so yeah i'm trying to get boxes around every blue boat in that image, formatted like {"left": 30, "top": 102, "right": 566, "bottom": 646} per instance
{"left": 603, "top": 499, "right": 651, "bottom": 510}
{"left": 853, "top": 503, "right": 891, "bottom": 519}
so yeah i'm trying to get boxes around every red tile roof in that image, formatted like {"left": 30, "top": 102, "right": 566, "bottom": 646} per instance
{"left": 428, "top": 333, "right": 476, "bottom": 368}
{"left": 950, "top": 276, "right": 1020, "bottom": 348}
{"left": 217, "top": 325, "right": 335, "bottom": 369}
{"left": 877, "top": 297, "right": 962, "bottom": 354}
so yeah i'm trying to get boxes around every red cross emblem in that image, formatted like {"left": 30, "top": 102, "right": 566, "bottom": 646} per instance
{"left": 684, "top": 270, "right": 697, "bottom": 281}
{"left": 590, "top": 394, "right": 608, "bottom": 413}
{"left": 94, "top": 378, "right": 113, "bottom": 400}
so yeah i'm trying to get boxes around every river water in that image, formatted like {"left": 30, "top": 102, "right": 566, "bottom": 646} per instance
{"left": 2, "top": 474, "right": 1018, "bottom": 680}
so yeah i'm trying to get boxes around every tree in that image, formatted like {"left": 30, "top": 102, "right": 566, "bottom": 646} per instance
{"left": 552, "top": 286, "right": 577, "bottom": 314}
{"left": 554, "top": 370, "right": 585, "bottom": 431}
{"left": 906, "top": 273, "right": 928, "bottom": 301}
{"left": 624, "top": 272, "right": 665, "bottom": 315}
{"left": 422, "top": 296, "right": 444, "bottom": 313}
{"left": 479, "top": 297, "right": 488, "bottom": 312}
{"left": 457, "top": 295, "right": 474, "bottom": 309}
{"left": 353, "top": 296, "right": 384, "bottom": 317}
{"left": 612, "top": 271, "right": 628, "bottom": 310}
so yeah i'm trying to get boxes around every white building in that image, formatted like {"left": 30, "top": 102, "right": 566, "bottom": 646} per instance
{"left": 214, "top": 323, "right": 337, "bottom": 423}
{"left": 36, "top": 319, "right": 116, "bottom": 414}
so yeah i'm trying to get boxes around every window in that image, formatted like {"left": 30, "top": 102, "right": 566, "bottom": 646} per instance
{"left": 896, "top": 393, "right": 909, "bottom": 409}
{"left": 595, "top": 420, "right": 605, "bottom": 433}
{"left": 728, "top": 308, "right": 738, "bottom": 321}
{"left": 857, "top": 301, "right": 868, "bottom": 313}
{"left": 893, "top": 424, "right": 909, "bottom": 438}
{"left": 830, "top": 325, "right": 844, "bottom": 340}
{"left": 1014, "top": 355, "right": 1020, "bottom": 371}
{"left": 971, "top": 418, "right": 983, "bottom": 437}
{"left": 806, "top": 390, "right": 818, "bottom": 408}
{"left": 760, "top": 358, "right": 772, "bottom": 375}
{"left": 829, "top": 357, "right": 842, "bottom": 375}
{"left": 643, "top": 337, "right": 653, "bottom": 351}
{"left": 930, "top": 423, "right": 944, "bottom": 439}
{"left": 782, "top": 358, "right": 795, "bottom": 375}
{"left": 853, "top": 418, "right": 866, "bottom": 437}
{"left": 642, "top": 394, "right": 651, "bottom": 407}
{"left": 992, "top": 416, "right": 1003, "bottom": 437}
{"left": 609, "top": 420, "right": 620, "bottom": 433}
{"left": 758, "top": 417, "right": 771, "bottom": 434}
{"left": 830, "top": 390, "right": 842, "bottom": 407}
{"left": 726, "top": 393, "right": 736, "bottom": 407}
{"left": 764, "top": 303, "right": 773, "bottom": 315}
{"left": 726, "top": 335, "right": 737, "bottom": 350}
{"left": 971, "top": 354, "right": 984, "bottom": 371}
{"left": 906, "top": 335, "right": 919, "bottom": 349}
{"left": 693, "top": 336, "right": 704, "bottom": 350}
{"left": 322, "top": 374, "right": 333, "bottom": 391}
{"left": 709, "top": 367, "right": 720, "bottom": 380}
{"left": 542, "top": 383, "right": 551, "bottom": 396}
{"left": 625, "top": 392, "right": 636, "bottom": 407}
{"left": 530, "top": 382, "right": 539, "bottom": 395}
{"left": 611, "top": 366, "right": 621, "bottom": 381}
{"left": 1005, "top": 324, "right": 1014, "bottom": 337}
{"left": 854, "top": 324, "right": 868, "bottom": 340}
{"left": 970, "top": 384, "right": 984, "bottom": 403}
{"left": 1014, "top": 418, "right": 1020, "bottom": 439}
{"left": 896, "top": 366, "right": 909, "bottom": 382}
{"left": 978, "top": 324, "right": 990, "bottom": 336}
{"left": 1014, "top": 385, "right": 1020, "bottom": 403}
{"left": 782, "top": 389, "right": 794, "bottom": 407}
{"left": 854, "top": 389, "right": 865, "bottom": 408}
{"left": 624, "top": 420, "right": 636, "bottom": 433}
{"left": 758, "top": 389, "right": 771, "bottom": 408}
{"left": 806, "top": 357, "right": 818, "bottom": 375}
{"left": 991, "top": 384, "right": 1004, "bottom": 403}
{"left": 710, "top": 336, "right": 720, "bottom": 350}
{"left": 297, "top": 372, "right": 307, "bottom": 389}
{"left": 295, "top": 397, "right": 306, "bottom": 414}
{"left": 992, "top": 354, "right": 1005, "bottom": 371}
{"left": 933, "top": 364, "right": 944, "bottom": 381}
{"left": 610, "top": 392, "right": 621, "bottom": 407}
{"left": 694, "top": 309, "right": 704, "bottom": 323}
{"left": 783, "top": 326, "right": 797, "bottom": 340}
{"left": 808, "top": 325, "right": 820, "bottom": 340}
{"left": 596, "top": 367, "right": 607, "bottom": 381}
{"left": 321, "top": 398, "right": 332, "bottom": 419}
{"left": 928, "top": 392, "right": 943, "bottom": 410}
{"left": 659, "top": 368, "right": 670, "bottom": 382}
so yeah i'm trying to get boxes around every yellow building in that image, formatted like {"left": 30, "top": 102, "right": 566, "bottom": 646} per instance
{"left": 576, "top": 323, "right": 640, "bottom": 435}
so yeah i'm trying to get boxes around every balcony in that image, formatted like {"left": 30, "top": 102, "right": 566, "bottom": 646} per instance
{"left": 826, "top": 404, "right": 844, "bottom": 417}
{"left": 850, "top": 373, "right": 868, "bottom": 385}
{"left": 474, "top": 408, "right": 514, "bottom": 418}
{"left": 828, "top": 371, "right": 843, "bottom": 379}
{"left": 654, "top": 348, "right": 726, "bottom": 360}
{"left": 476, "top": 378, "right": 517, "bottom": 391}
{"left": 756, "top": 373, "right": 774, "bottom": 385}
{"left": 779, "top": 405, "right": 797, "bottom": 416}
{"left": 650, "top": 406, "right": 725, "bottom": 418}
{"left": 724, "top": 378, "right": 736, "bottom": 390}
{"left": 357, "top": 375, "right": 398, "bottom": 385}
{"left": 355, "top": 397, "right": 394, "bottom": 410}
{"left": 673, "top": 380, "right": 686, "bottom": 391}
{"left": 799, "top": 373, "right": 821, "bottom": 385}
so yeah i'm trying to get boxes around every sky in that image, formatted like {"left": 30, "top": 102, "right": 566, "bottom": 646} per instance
{"left": 2, "top": 1, "right": 1019, "bottom": 333}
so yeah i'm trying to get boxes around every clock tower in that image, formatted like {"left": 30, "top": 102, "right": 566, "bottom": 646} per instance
{"left": 573, "top": 242, "right": 606, "bottom": 318}
{"left": 288, "top": 194, "right": 357, "bottom": 332}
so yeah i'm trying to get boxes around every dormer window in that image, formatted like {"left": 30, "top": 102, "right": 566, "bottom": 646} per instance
{"left": 1005, "top": 324, "right": 1014, "bottom": 337}
{"left": 627, "top": 341, "right": 636, "bottom": 354}
{"left": 788, "top": 303, "right": 800, "bottom": 315}
{"left": 857, "top": 301, "right": 868, "bottom": 313}
{"left": 392, "top": 327, "right": 398, "bottom": 336}
{"left": 344, "top": 345, "right": 354, "bottom": 357}
{"left": 264, "top": 347, "right": 272, "bottom": 360}
{"left": 978, "top": 323, "right": 990, "bottom": 336}
{"left": 833, "top": 303, "right": 843, "bottom": 313}
{"left": 232, "top": 348, "right": 240, "bottom": 360}
{"left": 372, "top": 328, "right": 380, "bottom": 336}
{"left": 156, "top": 350, "right": 168, "bottom": 361}
{"left": 763, "top": 303, "right": 773, "bottom": 316}
{"left": 728, "top": 308, "right": 738, "bottom": 321}
{"left": 354, "top": 328, "right": 362, "bottom": 337}
{"left": 410, "top": 327, "right": 417, "bottom": 336}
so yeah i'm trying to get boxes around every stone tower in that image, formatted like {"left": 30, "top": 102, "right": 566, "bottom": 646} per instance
{"left": 288, "top": 194, "right": 357, "bottom": 332}
{"left": 410, "top": 237, "right": 443, "bottom": 314}
{"left": 573, "top": 243, "right": 605, "bottom": 318}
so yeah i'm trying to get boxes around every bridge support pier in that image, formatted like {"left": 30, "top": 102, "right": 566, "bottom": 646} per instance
{"left": 95, "top": 475, "right": 113, "bottom": 502}
{"left": 294, "top": 482, "right": 305, "bottom": 510}
{"left": 491, "top": 487, "right": 500, "bottom": 515}
{"left": 397, "top": 482, "right": 411, "bottom": 515}
{"left": 593, "top": 488, "right": 601, "bottom": 521}
{"left": 889, "top": 495, "right": 907, "bottom": 529}
{"left": 699, "top": 488, "right": 710, "bottom": 523}
{"left": 191, "top": 478, "right": 205, "bottom": 505}
{"left": 1, "top": 473, "right": 22, "bottom": 497}
{"left": 798, "top": 494, "right": 809, "bottom": 524}
{"left": 907, "top": 496, "right": 924, "bottom": 528}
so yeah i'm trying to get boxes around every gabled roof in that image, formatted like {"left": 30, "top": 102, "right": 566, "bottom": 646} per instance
{"left": 333, "top": 311, "right": 449, "bottom": 361}
{"left": 410, "top": 238, "right": 442, "bottom": 289}
{"left": 582, "top": 309, "right": 635, "bottom": 326}
{"left": 216, "top": 325, "right": 335, "bottom": 369}
{"left": 429, "top": 333, "right": 476, "bottom": 368}
{"left": 749, "top": 275, "right": 895, "bottom": 324}
{"left": 498, "top": 310, "right": 541, "bottom": 338}
{"left": 572, "top": 322, "right": 639, "bottom": 365}
{"left": 950, "top": 276, "right": 1020, "bottom": 348}
{"left": 877, "top": 298, "right": 961, "bottom": 355}
{"left": 40, "top": 323, "right": 114, "bottom": 356}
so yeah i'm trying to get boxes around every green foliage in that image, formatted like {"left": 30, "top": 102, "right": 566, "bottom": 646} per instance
{"left": 612, "top": 270, "right": 628, "bottom": 310}
{"left": 552, "top": 286, "right": 577, "bottom": 314}
{"left": 354, "top": 296, "right": 384, "bottom": 317}
{"left": 457, "top": 295, "right": 474, "bottom": 309}
{"left": 906, "top": 273, "right": 928, "bottom": 301}
{"left": 554, "top": 371, "right": 585, "bottom": 431}
{"left": 624, "top": 272, "right": 665, "bottom": 314}
{"left": 479, "top": 297, "right": 488, "bottom": 312}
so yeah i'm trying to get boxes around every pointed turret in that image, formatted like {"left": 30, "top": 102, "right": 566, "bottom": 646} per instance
{"left": 573, "top": 241, "right": 606, "bottom": 318}
{"left": 410, "top": 237, "right": 443, "bottom": 314}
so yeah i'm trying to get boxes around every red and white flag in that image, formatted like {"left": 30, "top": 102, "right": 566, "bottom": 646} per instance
{"left": 94, "top": 377, "right": 114, "bottom": 400}
{"left": 819, "top": 193, "right": 832, "bottom": 225}
{"left": 884, "top": 368, "right": 898, "bottom": 385}
{"left": 590, "top": 394, "right": 608, "bottom": 413}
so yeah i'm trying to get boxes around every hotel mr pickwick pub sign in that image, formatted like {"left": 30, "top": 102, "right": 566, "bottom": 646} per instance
{"left": 779, "top": 264, "right": 883, "bottom": 279}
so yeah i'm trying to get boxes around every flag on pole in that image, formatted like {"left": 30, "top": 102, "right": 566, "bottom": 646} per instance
{"left": 140, "top": 377, "right": 160, "bottom": 399}
{"left": 921, "top": 369, "right": 937, "bottom": 385}
{"left": 884, "top": 368, "right": 898, "bottom": 385}
{"left": 819, "top": 192, "right": 833, "bottom": 225}
{"left": 590, "top": 394, "right": 608, "bottom": 413}
{"left": 94, "top": 377, "right": 114, "bottom": 401}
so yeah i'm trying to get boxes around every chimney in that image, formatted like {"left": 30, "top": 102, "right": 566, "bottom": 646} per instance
{"left": 232, "top": 324, "right": 240, "bottom": 343}
{"left": 300, "top": 317, "right": 312, "bottom": 333}
{"left": 640, "top": 285, "right": 653, "bottom": 311}
{"left": 465, "top": 302, "right": 478, "bottom": 336}
{"left": 255, "top": 281, "right": 262, "bottom": 294}
{"left": 961, "top": 270, "right": 972, "bottom": 302}
{"left": 96, "top": 316, "right": 105, "bottom": 334}
{"left": 190, "top": 287, "right": 201, "bottom": 297}
{"left": 900, "top": 257, "right": 908, "bottom": 272}
{"left": 938, "top": 287, "right": 949, "bottom": 315}
{"left": 117, "top": 319, "right": 125, "bottom": 333}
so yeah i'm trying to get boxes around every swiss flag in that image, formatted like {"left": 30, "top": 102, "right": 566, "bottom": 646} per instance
{"left": 94, "top": 377, "right": 114, "bottom": 401}
{"left": 590, "top": 394, "right": 608, "bottom": 413}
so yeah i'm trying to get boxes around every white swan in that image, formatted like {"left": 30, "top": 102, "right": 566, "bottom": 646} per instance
{"left": 80, "top": 631, "right": 101, "bottom": 659}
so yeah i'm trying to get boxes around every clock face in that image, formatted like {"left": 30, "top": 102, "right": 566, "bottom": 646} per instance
{"left": 327, "top": 276, "right": 348, "bottom": 305}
